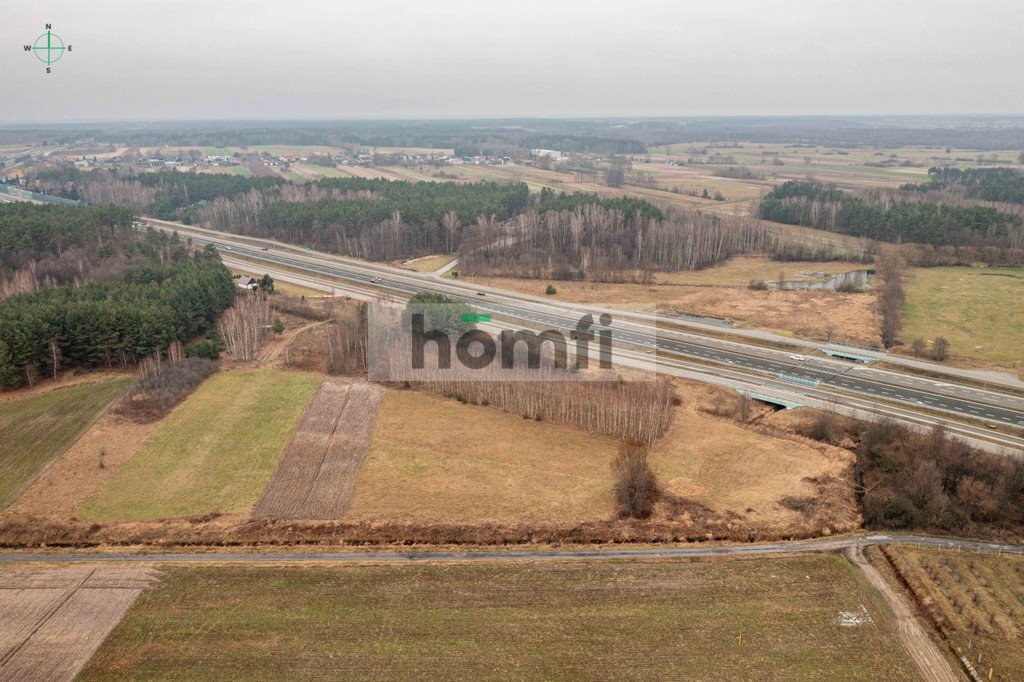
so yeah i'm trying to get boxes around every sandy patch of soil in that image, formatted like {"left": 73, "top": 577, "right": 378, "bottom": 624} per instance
{"left": 258, "top": 319, "right": 326, "bottom": 367}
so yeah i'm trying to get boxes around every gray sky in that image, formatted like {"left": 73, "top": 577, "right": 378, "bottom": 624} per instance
{"left": 2, "top": 0, "right": 1022, "bottom": 123}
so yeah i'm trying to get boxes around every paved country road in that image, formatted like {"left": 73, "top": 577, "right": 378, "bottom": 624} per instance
{"left": 1, "top": 534, "right": 1021, "bottom": 565}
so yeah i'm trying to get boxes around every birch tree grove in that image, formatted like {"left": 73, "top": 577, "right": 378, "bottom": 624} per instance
{"left": 418, "top": 371, "right": 675, "bottom": 445}
{"left": 459, "top": 205, "right": 774, "bottom": 281}
{"left": 218, "top": 293, "right": 274, "bottom": 361}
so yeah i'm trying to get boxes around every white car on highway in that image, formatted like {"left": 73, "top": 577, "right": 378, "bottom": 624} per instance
{"left": 789, "top": 354, "right": 807, "bottom": 362}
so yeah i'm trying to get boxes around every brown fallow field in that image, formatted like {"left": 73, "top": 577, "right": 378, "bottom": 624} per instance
{"left": 253, "top": 379, "right": 384, "bottom": 520}
{"left": 0, "top": 565, "right": 160, "bottom": 680}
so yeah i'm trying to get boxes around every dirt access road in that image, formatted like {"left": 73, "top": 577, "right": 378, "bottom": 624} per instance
{"left": 846, "top": 546, "right": 959, "bottom": 682}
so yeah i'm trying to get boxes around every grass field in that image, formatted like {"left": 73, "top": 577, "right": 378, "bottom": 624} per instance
{"left": 654, "top": 255, "right": 869, "bottom": 287}
{"left": 646, "top": 142, "right": 1016, "bottom": 189}
{"left": 360, "top": 145, "right": 454, "bottom": 155}
{"left": 883, "top": 546, "right": 1024, "bottom": 681}
{"left": 80, "top": 555, "right": 917, "bottom": 680}
{"left": 286, "top": 163, "right": 354, "bottom": 181}
{"left": 903, "top": 267, "right": 1024, "bottom": 366}
{"left": 650, "top": 383, "right": 855, "bottom": 530}
{"left": 0, "top": 378, "right": 130, "bottom": 512}
{"left": 78, "top": 369, "right": 319, "bottom": 521}
{"left": 250, "top": 144, "right": 346, "bottom": 157}
{"left": 396, "top": 253, "right": 456, "bottom": 272}
{"left": 196, "top": 165, "right": 252, "bottom": 177}
{"left": 346, "top": 389, "right": 618, "bottom": 523}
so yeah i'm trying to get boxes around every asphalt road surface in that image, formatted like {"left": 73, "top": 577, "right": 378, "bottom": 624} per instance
{"left": 147, "top": 220, "right": 1024, "bottom": 450}
{"left": 1, "top": 533, "right": 1021, "bottom": 565}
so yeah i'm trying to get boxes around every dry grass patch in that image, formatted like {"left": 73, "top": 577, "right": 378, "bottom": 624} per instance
{"left": 78, "top": 369, "right": 319, "bottom": 521}
{"left": 650, "top": 382, "right": 858, "bottom": 532}
{"left": 396, "top": 253, "right": 456, "bottom": 272}
{"left": 346, "top": 388, "right": 619, "bottom": 524}
{"left": 80, "top": 556, "right": 918, "bottom": 680}
{"left": 655, "top": 255, "right": 869, "bottom": 287}
{"left": 3, "top": 412, "right": 160, "bottom": 521}
{"left": 466, "top": 276, "right": 881, "bottom": 344}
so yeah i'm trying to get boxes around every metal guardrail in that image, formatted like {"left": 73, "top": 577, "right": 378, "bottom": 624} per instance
{"left": 0, "top": 185, "right": 82, "bottom": 205}
{"left": 778, "top": 373, "right": 821, "bottom": 388}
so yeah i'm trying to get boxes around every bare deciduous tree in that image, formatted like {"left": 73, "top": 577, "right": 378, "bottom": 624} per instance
{"left": 876, "top": 245, "right": 906, "bottom": 348}
{"left": 218, "top": 293, "right": 273, "bottom": 361}
{"left": 613, "top": 441, "right": 659, "bottom": 518}
{"left": 442, "top": 211, "right": 461, "bottom": 254}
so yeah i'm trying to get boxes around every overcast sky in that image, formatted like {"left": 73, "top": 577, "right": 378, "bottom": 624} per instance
{"left": 2, "top": 0, "right": 1022, "bottom": 123}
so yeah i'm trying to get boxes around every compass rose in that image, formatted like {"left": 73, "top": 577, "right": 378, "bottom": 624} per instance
{"left": 24, "top": 24, "right": 72, "bottom": 73}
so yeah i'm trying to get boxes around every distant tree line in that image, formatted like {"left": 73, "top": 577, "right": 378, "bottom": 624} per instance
{"left": 8, "top": 117, "right": 1024, "bottom": 153}
{"left": 0, "top": 203, "right": 140, "bottom": 300}
{"left": 0, "top": 233, "right": 234, "bottom": 388}
{"left": 759, "top": 181, "right": 1024, "bottom": 248}
{"left": 30, "top": 167, "right": 534, "bottom": 261}
{"left": 14, "top": 120, "right": 647, "bottom": 156}
{"left": 638, "top": 116, "right": 1024, "bottom": 150}
{"left": 31, "top": 167, "right": 285, "bottom": 221}
{"left": 136, "top": 170, "right": 285, "bottom": 220}
{"left": 901, "top": 166, "right": 1024, "bottom": 204}
{"left": 521, "top": 135, "right": 644, "bottom": 155}
{"left": 459, "top": 204, "right": 773, "bottom": 282}
{"left": 0, "top": 202, "right": 134, "bottom": 277}
{"left": 534, "top": 188, "right": 664, "bottom": 220}
{"left": 212, "top": 179, "right": 529, "bottom": 261}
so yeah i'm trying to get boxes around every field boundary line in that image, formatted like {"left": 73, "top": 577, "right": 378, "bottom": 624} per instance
{"left": 0, "top": 534, "right": 1022, "bottom": 565}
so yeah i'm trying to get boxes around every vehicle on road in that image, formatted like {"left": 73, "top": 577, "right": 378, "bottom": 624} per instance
{"left": 789, "top": 354, "right": 807, "bottom": 362}
{"left": 477, "top": 291, "right": 486, "bottom": 296}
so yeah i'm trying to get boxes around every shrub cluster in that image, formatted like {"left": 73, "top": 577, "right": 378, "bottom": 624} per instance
{"left": 613, "top": 442, "right": 659, "bottom": 519}
{"left": 848, "top": 420, "right": 1024, "bottom": 535}
{"left": 116, "top": 353, "right": 218, "bottom": 422}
